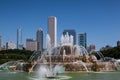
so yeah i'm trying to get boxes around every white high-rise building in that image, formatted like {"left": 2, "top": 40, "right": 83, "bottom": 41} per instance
{"left": 48, "top": 16, "right": 57, "bottom": 47}
{"left": 6, "top": 41, "right": 16, "bottom": 49}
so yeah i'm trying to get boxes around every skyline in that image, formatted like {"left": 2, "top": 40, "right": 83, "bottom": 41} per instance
{"left": 0, "top": 0, "right": 120, "bottom": 50}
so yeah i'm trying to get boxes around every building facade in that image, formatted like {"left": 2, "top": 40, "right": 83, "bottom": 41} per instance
{"left": 6, "top": 41, "right": 16, "bottom": 49}
{"left": 36, "top": 28, "right": 43, "bottom": 51}
{"left": 87, "top": 44, "right": 96, "bottom": 53}
{"left": 78, "top": 32, "right": 87, "bottom": 48}
{"left": 17, "top": 27, "right": 23, "bottom": 49}
{"left": 26, "top": 39, "right": 37, "bottom": 51}
{"left": 48, "top": 16, "right": 57, "bottom": 47}
{"left": 63, "top": 29, "right": 76, "bottom": 45}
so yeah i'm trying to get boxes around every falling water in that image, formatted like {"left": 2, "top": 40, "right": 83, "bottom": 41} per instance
{"left": 90, "top": 51, "right": 105, "bottom": 61}
{"left": 73, "top": 61, "right": 89, "bottom": 72}
{"left": 61, "top": 32, "right": 74, "bottom": 46}
{"left": 63, "top": 49, "right": 66, "bottom": 62}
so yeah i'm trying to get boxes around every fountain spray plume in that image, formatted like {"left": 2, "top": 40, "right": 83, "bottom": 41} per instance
{"left": 46, "top": 34, "right": 56, "bottom": 78}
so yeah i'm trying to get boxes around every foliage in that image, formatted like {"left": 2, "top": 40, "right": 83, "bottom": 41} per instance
{"left": 101, "top": 46, "right": 120, "bottom": 59}
{"left": 0, "top": 49, "right": 33, "bottom": 64}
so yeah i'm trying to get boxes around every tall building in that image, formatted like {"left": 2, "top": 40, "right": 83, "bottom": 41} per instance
{"left": 36, "top": 28, "right": 43, "bottom": 51}
{"left": 48, "top": 16, "right": 57, "bottom": 47}
{"left": 6, "top": 41, "right": 16, "bottom": 49}
{"left": 26, "top": 39, "right": 37, "bottom": 51}
{"left": 17, "top": 27, "right": 23, "bottom": 49}
{"left": 117, "top": 40, "right": 120, "bottom": 46}
{"left": 0, "top": 36, "right": 1, "bottom": 51}
{"left": 63, "top": 29, "right": 76, "bottom": 45}
{"left": 78, "top": 32, "right": 87, "bottom": 48}
{"left": 88, "top": 44, "right": 96, "bottom": 53}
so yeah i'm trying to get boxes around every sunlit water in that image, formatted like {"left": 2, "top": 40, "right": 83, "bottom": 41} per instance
{"left": 0, "top": 71, "right": 120, "bottom": 80}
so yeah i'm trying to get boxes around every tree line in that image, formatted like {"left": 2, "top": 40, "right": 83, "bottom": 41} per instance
{"left": 101, "top": 46, "right": 120, "bottom": 59}
{"left": 0, "top": 49, "right": 33, "bottom": 64}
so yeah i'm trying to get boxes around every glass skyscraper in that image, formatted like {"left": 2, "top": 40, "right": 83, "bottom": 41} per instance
{"left": 78, "top": 32, "right": 87, "bottom": 48}
{"left": 36, "top": 28, "right": 43, "bottom": 51}
{"left": 17, "top": 27, "right": 23, "bottom": 49}
{"left": 63, "top": 29, "right": 76, "bottom": 45}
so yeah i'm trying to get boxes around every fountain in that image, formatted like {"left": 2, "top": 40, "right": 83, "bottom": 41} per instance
{"left": 45, "top": 34, "right": 56, "bottom": 78}
{"left": 63, "top": 49, "right": 66, "bottom": 62}
{"left": 73, "top": 61, "right": 89, "bottom": 72}
{"left": 0, "top": 60, "right": 25, "bottom": 71}
{"left": 28, "top": 34, "right": 65, "bottom": 78}
{"left": 90, "top": 51, "right": 105, "bottom": 61}
{"left": 0, "top": 32, "right": 120, "bottom": 80}
{"left": 0, "top": 61, "right": 16, "bottom": 71}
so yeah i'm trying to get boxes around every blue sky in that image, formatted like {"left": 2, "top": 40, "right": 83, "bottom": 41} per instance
{"left": 0, "top": 0, "right": 120, "bottom": 50}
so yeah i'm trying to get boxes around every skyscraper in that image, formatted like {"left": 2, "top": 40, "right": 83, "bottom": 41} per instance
{"left": 78, "top": 32, "right": 87, "bottom": 48}
{"left": 6, "top": 41, "right": 16, "bottom": 50}
{"left": 88, "top": 44, "right": 96, "bottom": 53}
{"left": 36, "top": 28, "right": 43, "bottom": 51}
{"left": 48, "top": 16, "right": 57, "bottom": 47}
{"left": 26, "top": 39, "right": 37, "bottom": 51}
{"left": 17, "top": 27, "right": 23, "bottom": 49}
{"left": 117, "top": 40, "right": 120, "bottom": 46}
{"left": 0, "top": 36, "right": 2, "bottom": 51}
{"left": 63, "top": 29, "right": 76, "bottom": 45}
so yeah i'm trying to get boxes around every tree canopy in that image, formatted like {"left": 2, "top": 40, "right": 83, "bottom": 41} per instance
{"left": 101, "top": 46, "right": 120, "bottom": 59}
{"left": 0, "top": 49, "right": 33, "bottom": 64}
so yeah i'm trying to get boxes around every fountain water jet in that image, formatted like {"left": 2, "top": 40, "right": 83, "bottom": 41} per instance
{"left": 46, "top": 34, "right": 56, "bottom": 78}
{"left": 73, "top": 60, "right": 89, "bottom": 72}
{"left": 0, "top": 60, "right": 25, "bottom": 71}
{"left": 90, "top": 51, "right": 105, "bottom": 61}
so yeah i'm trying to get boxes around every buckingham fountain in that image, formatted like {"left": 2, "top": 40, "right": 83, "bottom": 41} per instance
{"left": 0, "top": 32, "right": 120, "bottom": 79}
